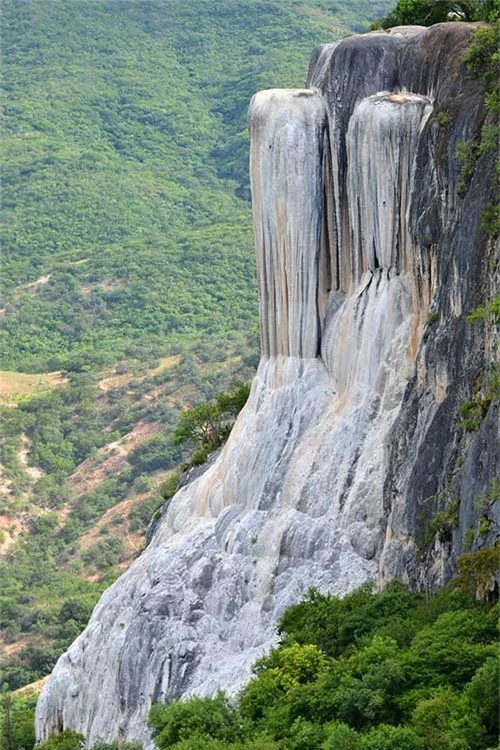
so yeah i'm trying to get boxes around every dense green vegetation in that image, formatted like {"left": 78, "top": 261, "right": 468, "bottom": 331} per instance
{"left": 0, "top": 689, "right": 37, "bottom": 750}
{"left": 371, "top": 0, "right": 498, "bottom": 27}
{"left": 147, "top": 581, "right": 499, "bottom": 750}
{"left": 0, "top": 369, "right": 251, "bottom": 691}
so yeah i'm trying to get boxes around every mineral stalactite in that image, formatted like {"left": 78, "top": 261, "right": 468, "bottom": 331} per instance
{"left": 250, "top": 88, "right": 327, "bottom": 358}
{"left": 36, "top": 22, "right": 499, "bottom": 747}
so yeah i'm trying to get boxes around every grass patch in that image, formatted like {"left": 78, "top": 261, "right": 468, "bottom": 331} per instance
{"left": 0, "top": 370, "right": 66, "bottom": 406}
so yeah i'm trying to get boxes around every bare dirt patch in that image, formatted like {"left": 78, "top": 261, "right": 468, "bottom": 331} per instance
{"left": 80, "top": 278, "right": 123, "bottom": 296}
{"left": 0, "top": 370, "right": 67, "bottom": 406}
{"left": 98, "top": 354, "right": 181, "bottom": 393}
{"left": 151, "top": 354, "right": 182, "bottom": 374}
{"left": 98, "top": 372, "right": 132, "bottom": 392}
{"left": 165, "top": 383, "right": 197, "bottom": 410}
{"left": 200, "top": 354, "right": 241, "bottom": 376}
{"left": 23, "top": 273, "right": 52, "bottom": 289}
{"left": 1, "top": 634, "right": 32, "bottom": 658}
{"left": 18, "top": 435, "right": 45, "bottom": 481}
{"left": 0, "top": 514, "right": 25, "bottom": 553}
{"left": 68, "top": 421, "right": 162, "bottom": 495}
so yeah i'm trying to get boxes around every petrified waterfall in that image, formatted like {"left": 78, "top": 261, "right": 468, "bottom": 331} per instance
{"left": 250, "top": 89, "right": 327, "bottom": 358}
{"left": 36, "top": 23, "right": 499, "bottom": 746}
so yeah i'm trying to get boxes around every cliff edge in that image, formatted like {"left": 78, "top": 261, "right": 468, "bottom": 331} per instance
{"left": 36, "top": 23, "right": 499, "bottom": 746}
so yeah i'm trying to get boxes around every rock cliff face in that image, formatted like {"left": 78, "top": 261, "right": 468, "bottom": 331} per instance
{"left": 36, "top": 23, "right": 499, "bottom": 746}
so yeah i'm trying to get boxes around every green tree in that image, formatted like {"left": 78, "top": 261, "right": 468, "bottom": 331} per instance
{"left": 462, "top": 656, "right": 500, "bottom": 742}
{"left": 285, "top": 717, "right": 329, "bottom": 750}
{"left": 412, "top": 688, "right": 486, "bottom": 750}
{"left": 58, "top": 599, "right": 93, "bottom": 626}
{"left": 6, "top": 693, "right": 37, "bottom": 750}
{"left": 216, "top": 381, "right": 251, "bottom": 416}
{"left": 322, "top": 722, "right": 359, "bottom": 750}
{"left": 453, "top": 547, "right": 499, "bottom": 600}
{"left": 239, "top": 643, "right": 328, "bottom": 739}
{"left": 149, "top": 693, "right": 242, "bottom": 748}
{"left": 0, "top": 689, "right": 14, "bottom": 750}
{"left": 129, "top": 434, "right": 181, "bottom": 475}
{"left": 174, "top": 402, "right": 226, "bottom": 452}
{"left": 278, "top": 583, "right": 419, "bottom": 657}
{"left": 404, "top": 609, "right": 496, "bottom": 692}
{"left": 356, "top": 724, "right": 422, "bottom": 750}
{"left": 173, "top": 382, "right": 250, "bottom": 460}
{"left": 37, "top": 730, "right": 85, "bottom": 750}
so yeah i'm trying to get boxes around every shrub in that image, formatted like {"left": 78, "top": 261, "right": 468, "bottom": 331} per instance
{"left": 37, "top": 730, "right": 85, "bottom": 750}
{"left": 322, "top": 721, "right": 359, "bottom": 750}
{"left": 453, "top": 546, "right": 500, "bottom": 600}
{"left": 356, "top": 724, "right": 422, "bottom": 750}
{"left": 174, "top": 382, "right": 250, "bottom": 468}
{"left": 149, "top": 693, "right": 242, "bottom": 748}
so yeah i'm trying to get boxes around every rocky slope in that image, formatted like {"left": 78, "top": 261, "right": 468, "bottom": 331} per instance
{"left": 36, "top": 22, "right": 499, "bottom": 746}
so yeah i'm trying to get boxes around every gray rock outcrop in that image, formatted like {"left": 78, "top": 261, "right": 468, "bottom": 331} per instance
{"left": 36, "top": 22, "right": 499, "bottom": 746}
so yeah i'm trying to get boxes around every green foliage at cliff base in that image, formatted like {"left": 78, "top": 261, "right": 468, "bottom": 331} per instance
{"left": 149, "top": 581, "right": 499, "bottom": 750}
{"left": 3, "top": 578, "right": 497, "bottom": 749}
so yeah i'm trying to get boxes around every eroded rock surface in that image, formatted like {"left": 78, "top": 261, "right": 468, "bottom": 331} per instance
{"left": 36, "top": 23, "right": 499, "bottom": 746}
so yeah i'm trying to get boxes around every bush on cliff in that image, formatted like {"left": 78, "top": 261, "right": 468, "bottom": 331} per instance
{"left": 173, "top": 381, "right": 250, "bottom": 465}
{"left": 371, "top": 0, "right": 498, "bottom": 28}
{"left": 36, "top": 730, "right": 85, "bottom": 750}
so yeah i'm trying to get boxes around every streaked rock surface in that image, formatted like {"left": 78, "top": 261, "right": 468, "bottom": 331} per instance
{"left": 36, "top": 22, "right": 499, "bottom": 746}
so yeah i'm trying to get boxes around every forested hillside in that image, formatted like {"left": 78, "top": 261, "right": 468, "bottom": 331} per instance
{"left": 1, "top": 0, "right": 386, "bottom": 372}
{"left": 0, "top": 0, "right": 390, "bottom": 717}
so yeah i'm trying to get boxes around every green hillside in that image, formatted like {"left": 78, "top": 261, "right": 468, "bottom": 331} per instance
{"left": 0, "top": 0, "right": 391, "bottom": 707}
{"left": 1, "top": 0, "right": 388, "bottom": 372}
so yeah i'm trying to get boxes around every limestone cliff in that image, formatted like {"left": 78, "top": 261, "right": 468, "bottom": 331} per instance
{"left": 36, "top": 23, "right": 499, "bottom": 746}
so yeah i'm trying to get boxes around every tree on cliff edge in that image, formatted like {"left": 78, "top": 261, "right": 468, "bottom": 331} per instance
{"left": 371, "top": 0, "right": 499, "bottom": 28}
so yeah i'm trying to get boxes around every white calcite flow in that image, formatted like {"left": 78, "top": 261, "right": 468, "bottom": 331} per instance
{"left": 249, "top": 89, "right": 327, "bottom": 358}
{"left": 347, "top": 92, "right": 432, "bottom": 281}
